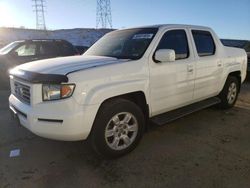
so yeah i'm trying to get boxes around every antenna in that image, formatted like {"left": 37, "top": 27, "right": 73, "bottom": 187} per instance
{"left": 96, "top": 0, "right": 112, "bottom": 29}
{"left": 32, "top": 0, "right": 47, "bottom": 30}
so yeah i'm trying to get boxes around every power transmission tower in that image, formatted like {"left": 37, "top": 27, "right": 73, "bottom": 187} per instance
{"left": 32, "top": 0, "right": 47, "bottom": 30}
{"left": 96, "top": 0, "right": 112, "bottom": 29}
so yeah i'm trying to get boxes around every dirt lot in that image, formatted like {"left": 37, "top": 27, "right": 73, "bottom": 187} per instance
{"left": 0, "top": 81, "right": 250, "bottom": 188}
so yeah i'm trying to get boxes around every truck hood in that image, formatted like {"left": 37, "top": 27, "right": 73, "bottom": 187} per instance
{"left": 15, "top": 55, "right": 129, "bottom": 75}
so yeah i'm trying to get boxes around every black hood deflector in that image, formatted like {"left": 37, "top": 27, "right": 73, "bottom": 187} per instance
{"left": 9, "top": 68, "right": 68, "bottom": 84}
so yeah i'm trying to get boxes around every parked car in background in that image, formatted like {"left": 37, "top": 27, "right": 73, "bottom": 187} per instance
{"left": 74, "top": 45, "right": 89, "bottom": 55}
{"left": 0, "top": 39, "right": 79, "bottom": 88}
{"left": 221, "top": 39, "right": 250, "bottom": 72}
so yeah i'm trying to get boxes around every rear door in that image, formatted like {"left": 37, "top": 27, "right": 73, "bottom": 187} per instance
{"left": 191, "top": 30, "right": 223, "bottom": 100}
{"left": 149, "top": 29, "right": 195, "bottom": 116}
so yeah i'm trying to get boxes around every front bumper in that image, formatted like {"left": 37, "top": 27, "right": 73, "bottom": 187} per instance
{"left": 9, "top": 94, "right": 99, "bottom": 141}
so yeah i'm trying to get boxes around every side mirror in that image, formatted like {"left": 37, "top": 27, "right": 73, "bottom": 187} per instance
{"left": 154, "top": 49, "right": 175, "bottom": 63}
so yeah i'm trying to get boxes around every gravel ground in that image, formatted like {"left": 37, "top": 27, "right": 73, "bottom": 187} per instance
{"left": 0, "top": 81, "right": 250, "bottom": 188}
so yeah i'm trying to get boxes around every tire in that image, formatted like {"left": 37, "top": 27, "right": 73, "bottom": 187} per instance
{"left": 90, "top": 98, "right": 145, "bottom": 159}
{"left": 218, "top": 76, "right": 239, "bottom": 109}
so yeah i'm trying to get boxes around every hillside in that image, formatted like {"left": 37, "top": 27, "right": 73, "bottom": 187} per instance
{"left": 0, "top": 27, "right": 113, "bottom": 48}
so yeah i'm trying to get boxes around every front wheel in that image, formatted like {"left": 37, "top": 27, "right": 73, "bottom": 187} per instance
{"left": 218, "top": 76, "right": 239, "bottom": 109}
{"left": 90, "top": 98, "right": 145, "bottom": 159}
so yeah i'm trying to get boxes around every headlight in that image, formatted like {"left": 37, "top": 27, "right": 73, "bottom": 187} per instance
{"left": 42, "top": 84, "right": 75, "bottom": 101}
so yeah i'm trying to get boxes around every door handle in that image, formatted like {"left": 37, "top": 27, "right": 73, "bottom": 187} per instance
{"left": 217, "top": 61, "right": 222, "bottom": 67}
{"left": 187, "top": 65, "right": 194, "bottom": 73}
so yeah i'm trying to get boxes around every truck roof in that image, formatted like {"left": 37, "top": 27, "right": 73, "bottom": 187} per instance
{"left": 123, "top": 24, "right": 211, "bottom": 31}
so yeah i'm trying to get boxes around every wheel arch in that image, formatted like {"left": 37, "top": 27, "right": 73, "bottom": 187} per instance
{"left": 87, "top": 90, "right": 150, "bottom": 140}
{"left": 98, "top": 91, "right": 149, "bottom": 121}
{"left": 219, "top": 70, "right": 242, "bottom": 94}
{"left": 228, "top": 71, "right": 242, "bottom": 92}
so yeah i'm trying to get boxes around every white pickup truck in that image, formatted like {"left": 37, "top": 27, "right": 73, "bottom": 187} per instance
{"left": 9, "top": 24, "right": 247, "bottom": 158}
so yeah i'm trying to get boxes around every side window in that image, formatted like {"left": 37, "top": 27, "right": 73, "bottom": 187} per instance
{"left": 15, "top": 44, "right": 36, "bottom": 57}
{"left": 157, "top": 30, "right": 189, "bottom": 60}
{"left": 39, "top": 42, "right": 58, "bottom": 56}
{"left": 192, "top": 30, "right": 216, "bottom": 56}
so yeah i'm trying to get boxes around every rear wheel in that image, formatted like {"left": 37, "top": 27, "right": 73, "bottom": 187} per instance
{"left": 90, "top": 98, "right": 145, "bottom": 159}
{"left": 218, "top": 76, "right": 239, "bottom": 109}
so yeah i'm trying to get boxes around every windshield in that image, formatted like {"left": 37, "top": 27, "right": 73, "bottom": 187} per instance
{"left": 0, "top": 42, "right": 21, "bottom": 55}
{"left": 85, "top": 28, "right": 158, "bottom": 60}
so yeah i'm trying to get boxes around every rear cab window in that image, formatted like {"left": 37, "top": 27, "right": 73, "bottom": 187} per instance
{"left": 192, "top": 30, "right": 216, "bottom": 57}
{"left": 156, "top": 29, "right": 190, "bottom": 60}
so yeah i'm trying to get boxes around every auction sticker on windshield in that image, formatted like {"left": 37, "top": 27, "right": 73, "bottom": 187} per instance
{"left": 132, "top": 34, "right": 154, "bottom": 39}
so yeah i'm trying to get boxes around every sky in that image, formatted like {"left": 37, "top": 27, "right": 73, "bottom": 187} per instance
{"left": 0, "top": 0, "right": 249, "bottom": 40}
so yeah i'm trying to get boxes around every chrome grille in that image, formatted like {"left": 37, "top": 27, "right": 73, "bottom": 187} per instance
{"left": 14, "top": 81, "right": 31, "bottom": 104}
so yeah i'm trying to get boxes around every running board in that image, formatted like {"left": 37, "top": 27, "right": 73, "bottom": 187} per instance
{"left": 151, "top": 97, "right": 221, "bottom": 126}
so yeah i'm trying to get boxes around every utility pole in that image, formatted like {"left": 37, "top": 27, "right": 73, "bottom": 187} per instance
{"left": 96, "top": 0, "right": 112, "bottom": 29}
{"left": 32, "top": 0, "right": 46, "bottom": 30}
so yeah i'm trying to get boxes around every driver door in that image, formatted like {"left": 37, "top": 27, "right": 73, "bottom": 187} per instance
{"left": 149, "top": 29, "right": 195, "bottom": 116}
